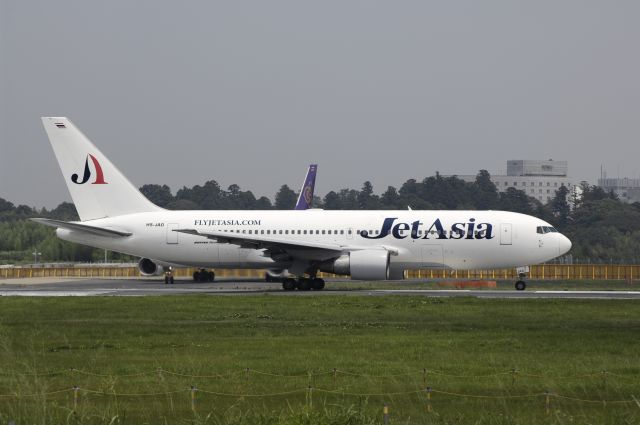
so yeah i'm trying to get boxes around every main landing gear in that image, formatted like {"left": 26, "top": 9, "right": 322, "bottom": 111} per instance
{"left": 193, "top": 269, "right": 215, "bottom": 282}
{"left": 281, "top": 277, "right": 325, "bottom": 291}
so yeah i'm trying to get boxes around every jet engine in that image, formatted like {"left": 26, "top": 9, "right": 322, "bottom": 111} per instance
{"left": 138, "top": 258, "right": 164, "bottom": 276}
{"left": 319, "top": 250, "right": 390, "bottom": 280}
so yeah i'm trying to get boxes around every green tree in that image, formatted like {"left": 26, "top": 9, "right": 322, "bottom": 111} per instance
{"left": 275, "top": 185, "right": 297, "bottom": 209}
{"left": 549, "top": 185, "right": 571, "bottom": 230}
{"left": 140, "top": 184, "right": 174, "bottom": 207}
{"left": 474, "top": 170, "right": 499, "bottom": 209}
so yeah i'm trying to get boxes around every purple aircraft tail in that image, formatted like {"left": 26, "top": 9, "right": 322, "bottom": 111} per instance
{"left": 295, "top": 164, "right": 317, "bottom": 210}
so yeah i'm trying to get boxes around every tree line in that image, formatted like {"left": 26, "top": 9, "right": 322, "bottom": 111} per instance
{"left": 1, "top": 170, "right": 639, "bottom": 264}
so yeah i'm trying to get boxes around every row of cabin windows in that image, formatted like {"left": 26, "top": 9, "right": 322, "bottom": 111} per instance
{"left": 220, "top": 228, "right": 472, "bottom": 237}
{"left": 222, "top": 229, "right": 352, "bottom": 235}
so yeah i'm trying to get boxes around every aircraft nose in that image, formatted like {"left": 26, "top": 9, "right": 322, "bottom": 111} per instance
{"left": 558, "top": 234, "right": 572, "bottom": 255}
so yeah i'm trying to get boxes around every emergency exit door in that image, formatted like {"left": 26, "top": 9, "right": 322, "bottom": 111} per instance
{"left": 500, "top": 223, "right": 512, "bottom": 245}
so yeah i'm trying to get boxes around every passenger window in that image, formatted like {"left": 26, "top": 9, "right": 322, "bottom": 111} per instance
{"left": 328, "top": 230, "right": 332, "bottom": 235}
{"left": 322, "top": 230, "right": 325, "bottom": 235}
{"left": 340, "top": 230, "right": 344, "bottom": 235}
{"left": 279, "top": 230, "right": 283, "bottom": 234}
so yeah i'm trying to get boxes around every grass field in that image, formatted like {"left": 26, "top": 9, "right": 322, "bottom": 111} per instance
{"left": 324, "top": 278, "right": 640, "bottom": 291}
{"left": 0, "top": 295, "right": 638, "bottom": 424}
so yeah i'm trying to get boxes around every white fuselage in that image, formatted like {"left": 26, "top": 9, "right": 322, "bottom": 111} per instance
{"left": 57, "top": 209, "right": 571, "bottom": 272}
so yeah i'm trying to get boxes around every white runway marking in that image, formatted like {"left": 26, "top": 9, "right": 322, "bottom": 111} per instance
{"left": 0, "top": 290, "right": 115, "bottom": 296}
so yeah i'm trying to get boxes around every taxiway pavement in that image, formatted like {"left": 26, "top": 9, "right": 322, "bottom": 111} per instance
{"left": 1, "top": 277, "right": 639, "bottom": 299}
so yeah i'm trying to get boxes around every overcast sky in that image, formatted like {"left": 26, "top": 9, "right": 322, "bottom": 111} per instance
{"left": 2, "top": 1, "right": 639, "bottom": 208}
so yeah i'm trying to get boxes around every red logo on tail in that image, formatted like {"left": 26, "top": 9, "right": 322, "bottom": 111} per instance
{"left": 71, "top": 154, "right": 108, "bottom": 185}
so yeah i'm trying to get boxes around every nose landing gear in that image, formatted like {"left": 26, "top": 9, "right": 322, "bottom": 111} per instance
{"left": 514, "top": 266, "right": 529, "bottom": 291}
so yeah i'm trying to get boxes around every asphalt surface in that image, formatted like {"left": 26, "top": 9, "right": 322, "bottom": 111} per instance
{"left": 1, "top": 277, "right": 640, "bottom": 299}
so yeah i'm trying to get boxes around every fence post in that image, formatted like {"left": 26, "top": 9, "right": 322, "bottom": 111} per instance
{"left": 190, "top": 385, "right": 197, "bottom": 413}
{"left": 383, "top": 404, "right": 389, "bottom": 424}
{"left": 545, "top": 390, "right": 550, "bottom": 415}
{"left": 73, "top": 386, "right": 79, "bottom": 411}
{"left": 307, "top": 385, "right": 313, "bottom": 409}
{"left": 426, "top": 387, "right": 432, "bottom": 412}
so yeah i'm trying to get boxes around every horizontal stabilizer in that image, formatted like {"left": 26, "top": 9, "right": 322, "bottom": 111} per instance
{"left": 31, "top": 218, "right": 132, "bottom": 237}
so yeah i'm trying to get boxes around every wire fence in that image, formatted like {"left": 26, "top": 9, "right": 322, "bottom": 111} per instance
{"left": 0, "top": 367, "right": 637, "bottom": 408}
{"left": 3, "top": 264, "right": 640, "bottom": 281}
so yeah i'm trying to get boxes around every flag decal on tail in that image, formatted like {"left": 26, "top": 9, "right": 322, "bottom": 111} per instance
{"left": 71, "top": 154, "right": 108, "bottom": 185}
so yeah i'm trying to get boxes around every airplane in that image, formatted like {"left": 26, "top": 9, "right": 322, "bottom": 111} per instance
{"left": 33, "top": 117, "right": 572, "bottom": 291}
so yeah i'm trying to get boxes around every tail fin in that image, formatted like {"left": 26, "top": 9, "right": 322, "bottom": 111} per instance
{"left": 41, "top": 117, "right": 161, "bottom": 221}
{"left": 294, "top": 164, "right": 317, "bottom": 210}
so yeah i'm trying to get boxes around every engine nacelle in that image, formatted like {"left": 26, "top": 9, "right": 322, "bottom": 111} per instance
{"left": 138, "top": 258, "right": 164, "bottom": 276}
{"left": 320, "top": 250, "right": 390, "bottom": 280}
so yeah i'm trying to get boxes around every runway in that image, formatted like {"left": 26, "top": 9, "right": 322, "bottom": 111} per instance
{"left": 1, "top": 277, "right": 640, "bottom": 299}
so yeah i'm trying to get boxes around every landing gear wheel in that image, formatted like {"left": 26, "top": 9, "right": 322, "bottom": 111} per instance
{"left": 282, "top": 278, "right": 296, "bottom": 291}
{"left": 296, "top": 278, "right": 312, "bottom": 291}
{"left": 193, "top": 271, "right": 200, "bottom": 282}
{"left": 208, "top": 271, "right": 215, "bottom": 282}
{"left": 265, "top": 273, "right": 274, "bottom": 283}
{"left": 515, "top": 280, "right": 526, "bottom": 291}
{"left": 311, "top": 278, "right": 325, "bottom": 291}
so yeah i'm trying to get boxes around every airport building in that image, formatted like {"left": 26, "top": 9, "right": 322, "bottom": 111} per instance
{"left": 598, "top": 177, "right": 640, "bottom": 203}
{"left": 454, "top": 159, "right": 575, "bottom": 204}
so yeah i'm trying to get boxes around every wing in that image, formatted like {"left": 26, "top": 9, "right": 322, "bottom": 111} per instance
{"left": 174, "top": 228, "right": 363, "bottom": 262}
{"left": 31, "top": 218, "right": 132, "bottom": 237}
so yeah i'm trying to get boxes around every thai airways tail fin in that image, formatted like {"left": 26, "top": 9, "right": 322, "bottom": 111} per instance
{"left": 295, "top": 164, "right": 317, "bottom": 210}
{"left": 41, "top": 117, "right": 161, "bottom": 221}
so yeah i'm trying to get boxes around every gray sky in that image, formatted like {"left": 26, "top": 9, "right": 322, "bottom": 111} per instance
{"left": 2, "top": 0, "right": 639, "bottom": 208}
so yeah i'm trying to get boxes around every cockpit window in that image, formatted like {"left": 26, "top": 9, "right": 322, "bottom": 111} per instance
{"left": 537, "top": 226, "right": 559, "bottom": 234}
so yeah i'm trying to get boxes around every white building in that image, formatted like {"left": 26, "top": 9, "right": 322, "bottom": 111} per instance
{"left": 598, "top": 177, "right": 640, "bottom": 203}
{"left": 454, "top": 160, "right": 575, "bottom": 204}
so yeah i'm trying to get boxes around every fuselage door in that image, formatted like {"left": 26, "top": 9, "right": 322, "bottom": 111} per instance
{"left": 500, "top": 223, "right": 512, "bottom": 245}
{"left": 166, "top": 223, "right": 179, "bottom": 244}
